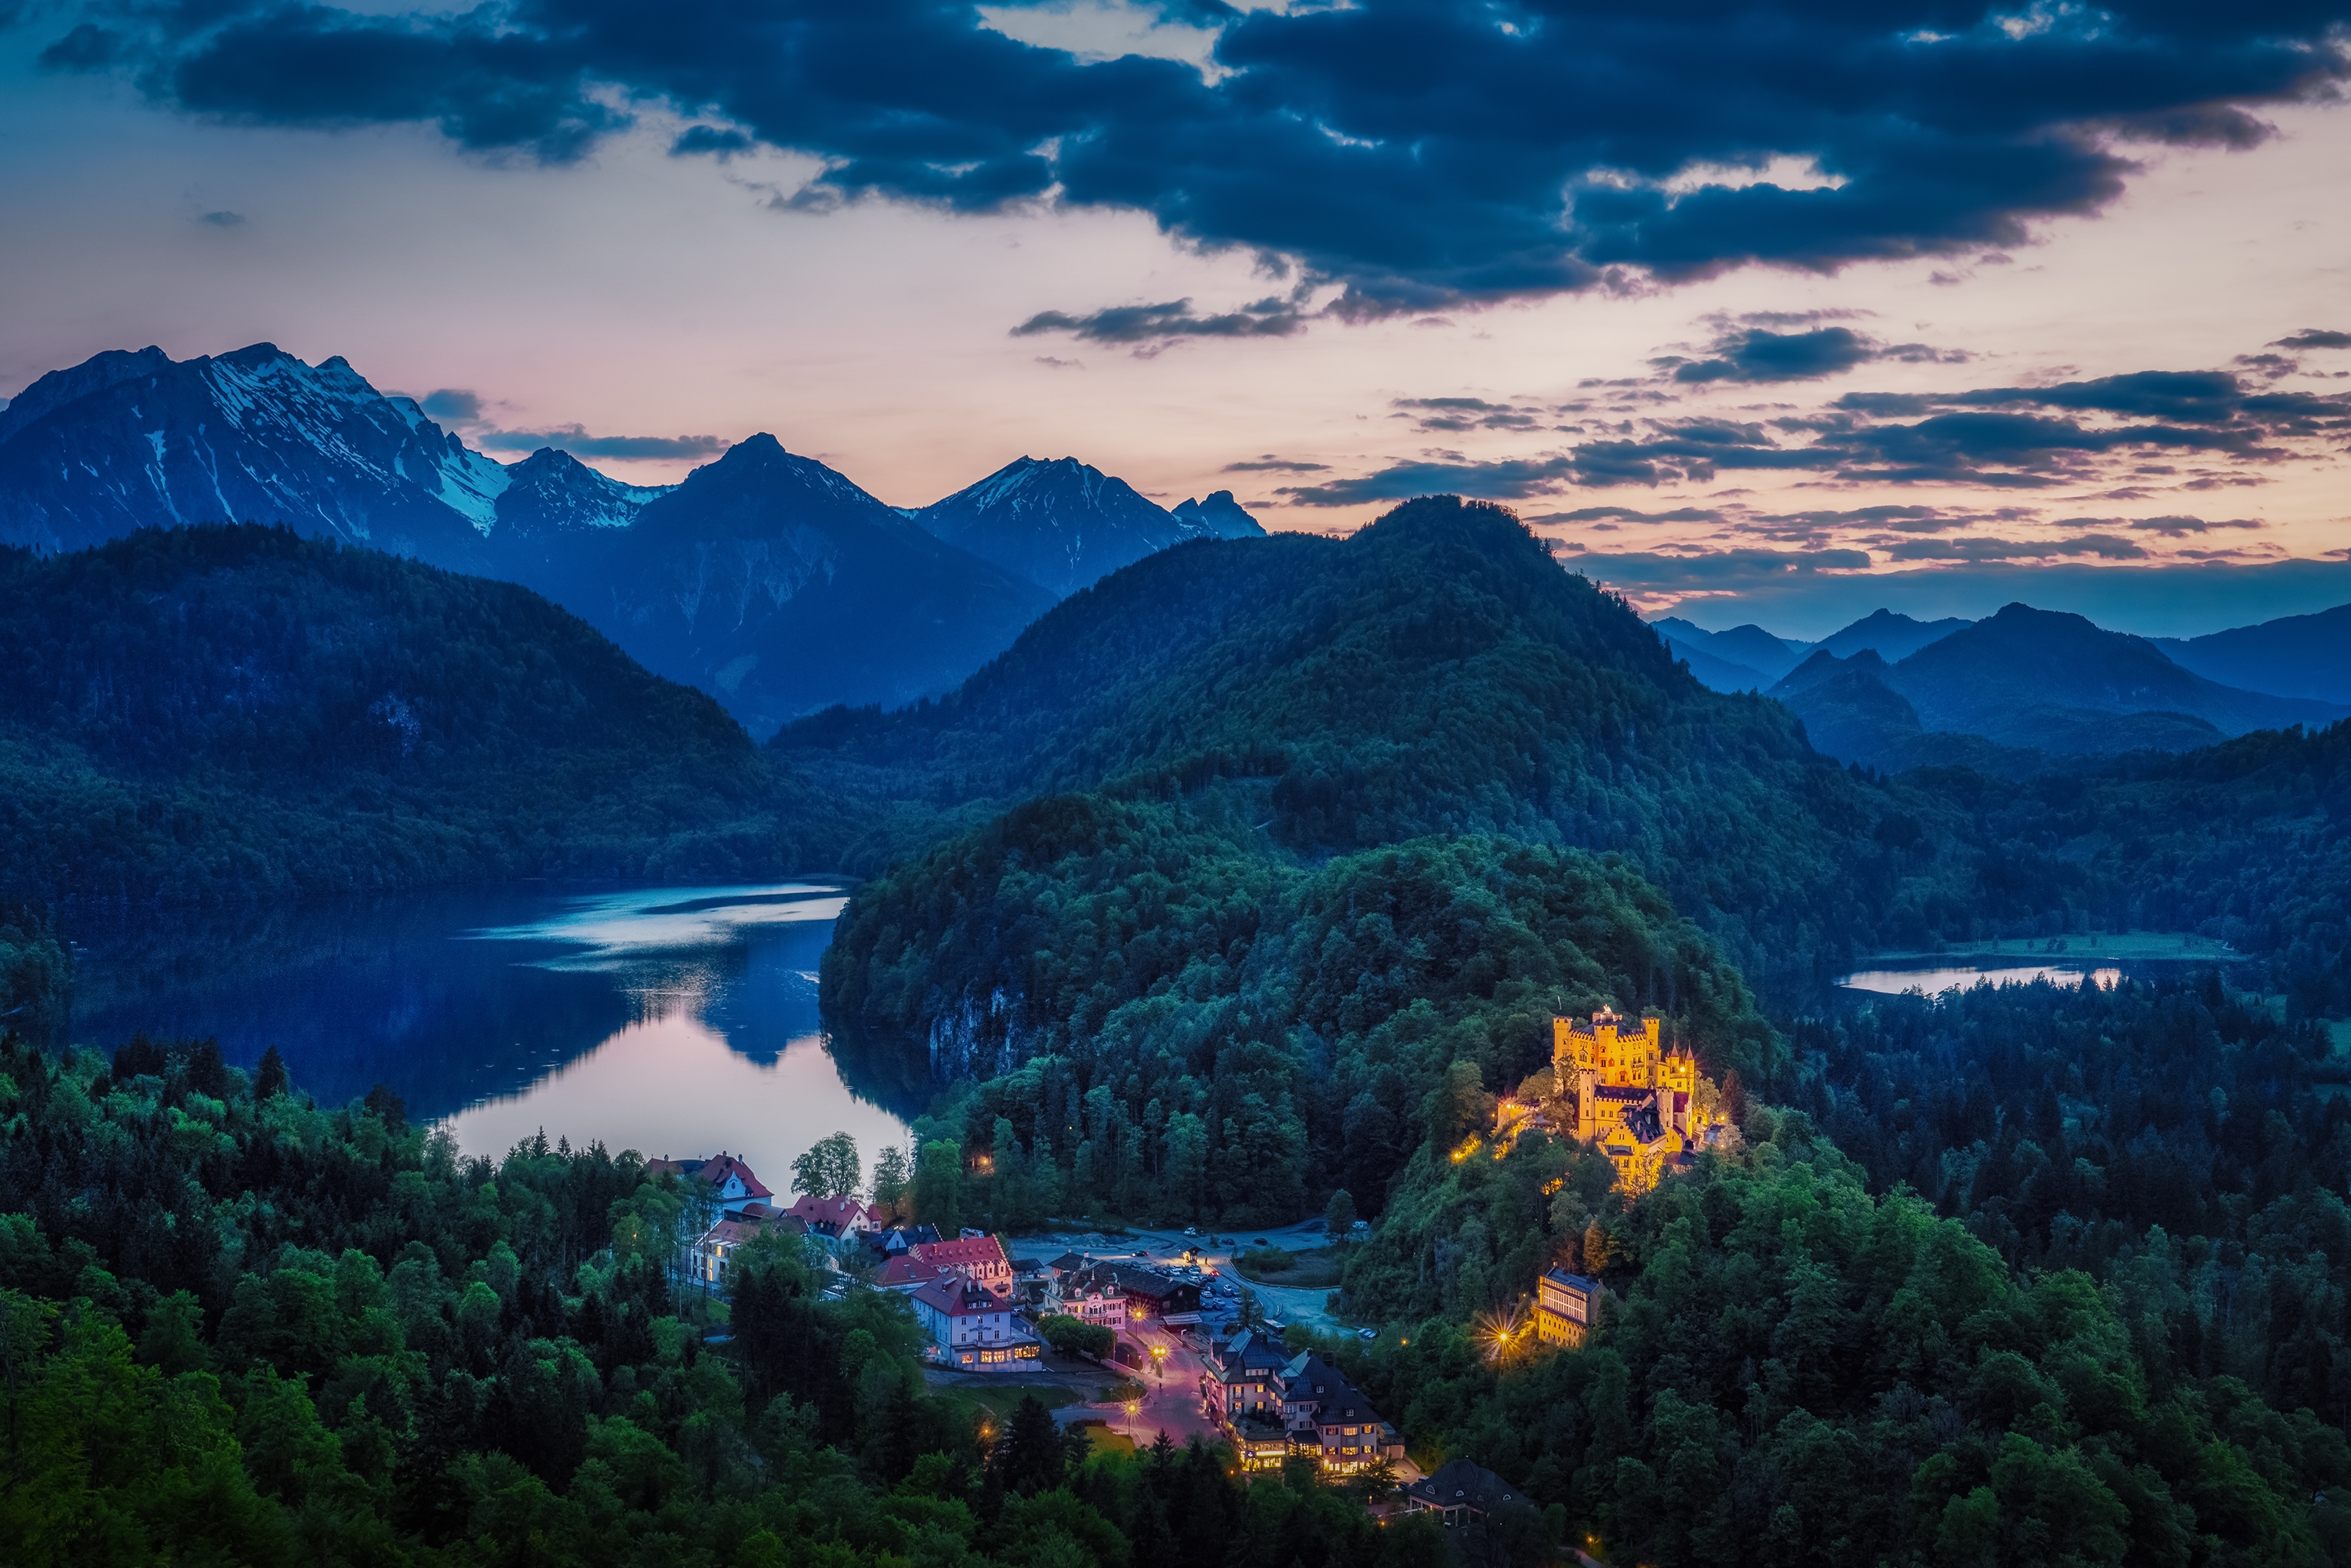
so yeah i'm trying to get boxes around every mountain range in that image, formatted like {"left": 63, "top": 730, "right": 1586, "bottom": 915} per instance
{"left": 1766, "top": 603, "right": 2347, "bottom": 772}
{"left": 1654, "top": 609, "right": 1974, "bottom": 690}
{"left": 0, "top": 344, "right": 1265, "bottom": 734}
{"left": 908, "top": 456, "right": 1261, "bottom": 597}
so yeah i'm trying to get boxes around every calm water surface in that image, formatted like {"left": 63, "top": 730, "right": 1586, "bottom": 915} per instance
{"left": 1838, "top": 964, "right": 2124, "bottom": 996}
{"left": 67, "top": 883, "right": 911, "bottom": 1176}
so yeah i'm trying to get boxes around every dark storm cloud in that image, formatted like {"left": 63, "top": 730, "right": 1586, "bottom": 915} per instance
{"left": 1543, "top": 504, "right": 1727, "bottom": 524}
{"left": 1223, "top": 456, "right": 1328, "bottom": 473}
{"left": 475, "top": 425, "right": 725, "bottom": 459}
{"left": 1328, "top": 355, "right": 2351, "bottom": 498}
{"left": 1280, "top": 454, "right": 1582, "bottom": 506}
{"left": 1011, "top": 297, "right": 1305, "bottom": 349}
{"left": 1568, "top": 547, "right": 1875, "bottom": 588}
{"left": 419, "top": 387, "right": 483, "bottom": 422}
{"left": 670, "top": 125, "right": 753, "bottom": 158}
{"left": 1880, "top": 534, "right": 2149, "bottom": 561}
{"left": 1393, "top": 397, "right": 1545, "bottom": 431}
{"left": 2274, "top": 329, "right": 2351, "bottom": 350}
{"left": 197, "top": 209, "right": 246, "bottom": 227}
{"left": 1664, "top": 326, "right": 1881, "bottom": 383}
{"left": 43, "top": 0, "right": 2351, "bottom": 313}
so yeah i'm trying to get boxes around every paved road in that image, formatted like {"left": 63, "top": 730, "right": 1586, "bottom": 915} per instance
{"left": 1093, "top": 1315, "right": 1223, "bottom": 1447}
{"left": 1026, "top": 1218, "right": 1357, "bottom": 1336}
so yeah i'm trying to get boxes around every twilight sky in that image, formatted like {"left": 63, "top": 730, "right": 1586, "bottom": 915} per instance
{"left": 2, "top": 0, "right": 2348, "bottom": 637}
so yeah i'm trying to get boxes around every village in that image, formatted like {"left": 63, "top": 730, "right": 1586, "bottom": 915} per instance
{"left": 646, "top": 1009, "right": 1727, "bottom": 1541}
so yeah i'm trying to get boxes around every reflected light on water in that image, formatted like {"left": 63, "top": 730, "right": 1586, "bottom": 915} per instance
{"left": 440, "top": 1006, "right": 909, "bottom": 1169}
{"left": 1840, "top": 965, "right": 2124, "bottom": 996}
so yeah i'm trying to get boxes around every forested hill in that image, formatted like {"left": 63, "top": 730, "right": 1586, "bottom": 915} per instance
{"left": 787, "top": 495, "right": 1969, "bottom": 981}
{"left": 0, "top": 524, "right": 846, "bottom": 906}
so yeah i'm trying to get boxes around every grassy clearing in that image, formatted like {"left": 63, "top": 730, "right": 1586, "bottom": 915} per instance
{"left": 1235, "top": 1245, "right": 1344, "bottom": 1287}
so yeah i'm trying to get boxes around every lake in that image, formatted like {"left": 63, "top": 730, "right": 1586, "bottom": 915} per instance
{"left": 64, "top": 883, "right": 914, "bottom": 1181}
{"left": 1838, "top": 964, "right": 2126, "bottom": 996}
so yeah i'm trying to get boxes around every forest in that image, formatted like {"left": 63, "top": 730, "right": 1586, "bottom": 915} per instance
{"left": 0, "top": 1033, "right": 1455, "bottom": 1566}
{"left": 14, "top": 499, "right": 2351, "bottom": 1563}
{"left": 0, "top": 524, "right": 856, "bottom": 907}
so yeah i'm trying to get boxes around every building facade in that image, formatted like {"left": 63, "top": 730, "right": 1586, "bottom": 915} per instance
{"left": 909, "top": 1276, "right": 1041, "bottom": 1368}
{"left": 1534, "top": 1265, "right": 1597, "bottom": 1348}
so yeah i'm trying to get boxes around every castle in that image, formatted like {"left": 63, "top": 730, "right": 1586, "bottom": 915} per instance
{"left": 1532, "top": 1007, "right": 1726, "bottom": 1194}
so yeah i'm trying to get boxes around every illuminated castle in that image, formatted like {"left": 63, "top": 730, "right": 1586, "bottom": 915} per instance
{"left": 1543, "top": 1007, "right": 1724, "bottom": 1194}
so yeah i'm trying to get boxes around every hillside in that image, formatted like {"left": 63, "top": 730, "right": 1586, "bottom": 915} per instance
{"left": 0, "top": 524, "right": 845, "bottom": 904}
{"left": 1891, "top": 602, "right": 2341, "bottom": 741}
{"left": 1770, "top": 604, "right": 2342, "bottom": 768}
{"left": 783, "top": 498, "right": 1970, "bottom": 971}
{"left": 2156, "top": 601, "right": 2351, "bottom": 705}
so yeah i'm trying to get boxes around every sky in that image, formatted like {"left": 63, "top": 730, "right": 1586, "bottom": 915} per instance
{"left": 2, "top": 0, "right": 2347, "bottom": 637}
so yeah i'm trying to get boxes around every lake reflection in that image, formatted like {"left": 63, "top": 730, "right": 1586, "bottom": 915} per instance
{"left": 68, "top": 883, "right": 911, "bottom": 1177}
{"left": 1839, "top": 964, "right": 2124, "bottom": 996}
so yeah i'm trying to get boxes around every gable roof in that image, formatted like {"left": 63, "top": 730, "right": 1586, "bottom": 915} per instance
{"left": 786, "top": 1193, "right": 874, "bottom": 1229}
{"left": 1285, "top": 1356, "right": 1382, "bottom": 1426}
{"left": 910, "top": 1275, "right": 1004, "bottom": 1319}
{"left": 910, "top": 1234, "right": 1009, "bottom": 1271}
{"left": 877, "top": 1256, "right": 944, "bottom": 1289}
{"left": 652, "top": 1153, "right": 773, "bottom": 1201}
{"left": 1408, "top": 1457, "right": 1516, "bottom": 1510}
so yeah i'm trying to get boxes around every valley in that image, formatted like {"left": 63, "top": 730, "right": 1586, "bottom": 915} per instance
{"left": 8, "top": 388, "right": 2351, "bottom": 1566}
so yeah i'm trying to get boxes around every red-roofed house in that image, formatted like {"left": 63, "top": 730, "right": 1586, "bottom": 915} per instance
{"left": 649, "top": 1153, "right": 773, "bottom": 1215}
{"left": 874, "top": 1255, "right": 944, "bottom": 1294}
{"left": 784, "top": 1193, "right": 880, "bottom": 1238}
{"left": 910, "top": 1276, "right": 1041, "bottom": 1368}
{"left": 909, "top": 1235, "right": 1013, "bottom": 1295}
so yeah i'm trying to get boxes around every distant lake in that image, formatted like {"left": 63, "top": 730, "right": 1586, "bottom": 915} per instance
{"left": 1838, "top": 964, "right": 2124, "bottom": 996}
{"left": 65, "top": 884, "right": 912, "bottom": 1177}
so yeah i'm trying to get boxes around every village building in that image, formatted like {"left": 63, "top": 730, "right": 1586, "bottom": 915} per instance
{"left": 784, "top": 1193, "right": 880, "bottom": 1238}
{"left": 1106, "top": 1265, "right": 1202, "bottom": 1322}
{"left": 688, "top": 1210, "right": 808, "bottom": 1289}
{"left": 1199, "top": 1334, "right": 1403, "bottom": 1473}
{"left": 1281, "top": 1355, "right": 1396, "bottom": 1474}
{"left": 909, "top": 1234, "right": 1015, "bottom": 1294}
{"left": 1200, "top": 1328, "right": 1292, "bottom": 1432}
{"left": 1045, "top": 1258, "right": 1128, "bottom": 1325}
{"left": 874, "top": 1254, "right": 945, "bottom": 1294}
{"left": 649, "top": 1152, "right": 774, "bottom": 1215}
{"left": 1534, "top": 1265, "right": 1597, "bottom": 1348}
{"left": 909, "top": 1276, "right": 1041, "bottom": 1368}
{"left": 1403, "top": 1457, "right": 1520, "bottom": 1526}
{"left": 857, "top": 1224, "right": 942, "bottom": 1265}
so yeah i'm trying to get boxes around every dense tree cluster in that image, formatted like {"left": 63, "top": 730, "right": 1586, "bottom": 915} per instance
{"left": 1341, "top": 1108, "right": 2351, "bottom": 1566}
{"left": 0, "top": 1035, "right": 1453, "bottom": 1566}
{"left": 833, "top": 822, "right": 1771, "bottom": 1230}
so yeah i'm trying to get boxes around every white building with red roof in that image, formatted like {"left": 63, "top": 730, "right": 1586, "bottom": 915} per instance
{"left": 909, "top": 1276, "right": 1040, "bottom": 1369}
{"left": 907, "top": 1234, "right": 1012, "bottom": 1294}
{"left": 784, "top": 1193, "right": 880, "bottom": 1237}
{"left": 648, "top": 1152, "right": 774, "bottom": 1215}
